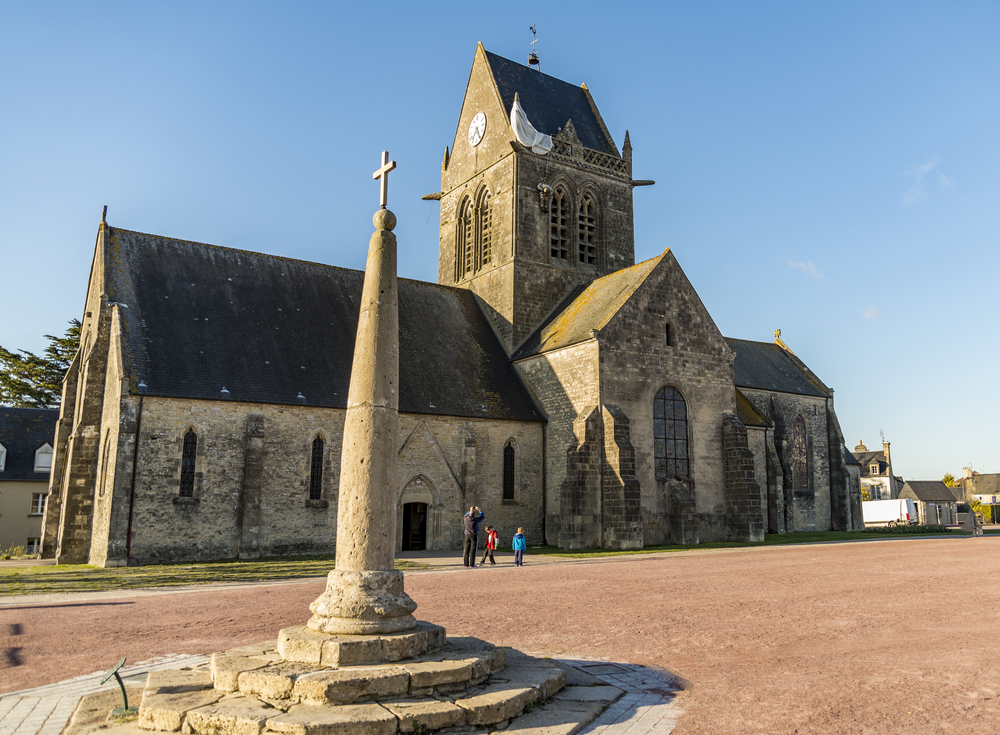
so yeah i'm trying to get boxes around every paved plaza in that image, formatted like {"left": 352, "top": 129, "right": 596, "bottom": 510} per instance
{"left": 4, "top": 537, "right": 1000, "bottom": 734}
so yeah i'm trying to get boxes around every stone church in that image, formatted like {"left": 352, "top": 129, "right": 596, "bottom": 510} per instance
{"left": 42, "top": 44, "right": 862, "bottom": 566}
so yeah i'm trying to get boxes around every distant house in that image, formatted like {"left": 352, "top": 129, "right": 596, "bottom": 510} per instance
{"left": 956, "top": 470, "right": 1000, "bottom": 506}
{"left": 853, "top": 440, "right": 903, "bottom": 500}
{"left": 844, "top": 448, "right": 862, "bottom": 500}
{"left": 898, "top": 481, "right": 958, "bottom": 526}
{"left": 0, "top": 407, "right": 59, "bottom": 553}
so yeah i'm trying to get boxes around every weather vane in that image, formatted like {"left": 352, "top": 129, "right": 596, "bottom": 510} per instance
{"left": 529, "top": 25, "right": 540, "bottom": 71}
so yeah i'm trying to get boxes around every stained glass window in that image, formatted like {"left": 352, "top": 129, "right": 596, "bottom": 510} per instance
{"left": 653, "top": 387, "right": 689, "bottom": 479}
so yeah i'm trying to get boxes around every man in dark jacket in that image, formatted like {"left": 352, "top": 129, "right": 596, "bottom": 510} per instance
{"left": 463, "top": 506, "right": 485, "bottom": 568}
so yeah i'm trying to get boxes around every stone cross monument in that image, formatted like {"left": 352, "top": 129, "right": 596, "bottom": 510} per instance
{"left": 307, "top": 152, "right": 417, "bottom": 635}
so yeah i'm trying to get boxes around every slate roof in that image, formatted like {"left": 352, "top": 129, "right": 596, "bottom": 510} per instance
{"left": 484, "top": 50, "right": 618, "bottom": 156}
{"left": 104, "top": 227, "right": 542, "bottom": 422}
{"left": 0, "top": 407, "right": 58, "bottom": 482}
{"left": 724, "top": 339, "right": 831, "bottom": 398}
{"left": 852, "top": 451, "right": 889, "bottom": 477}
{"left": 512, "top": 254, "right": 664, "bottom": 359}
{"left": 844, "top": 448, "right": 861, "bottom": 466}
{"left": 735, "top": 389, "right": 771, "bottom": 428}
{"left": 968, "top": 473, "right": 1000, "bottom": 497}
{"left": 899, "top": 481, "right": 958, "bottom": 503}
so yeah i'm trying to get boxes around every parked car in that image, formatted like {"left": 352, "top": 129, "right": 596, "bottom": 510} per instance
{"left": 862, "top": 498, "right": 919, "bottom": 527}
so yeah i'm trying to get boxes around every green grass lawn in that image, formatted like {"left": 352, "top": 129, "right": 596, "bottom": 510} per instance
{"left": 0, "top": 556, "right": 427, "bottom": 597}
{"left": 0, "top": 528, "right": 974, "bottom": 596}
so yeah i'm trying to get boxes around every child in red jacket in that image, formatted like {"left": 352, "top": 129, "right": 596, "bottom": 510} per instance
{"left": 480, "top": 526, "right": 499, "bottom": 566}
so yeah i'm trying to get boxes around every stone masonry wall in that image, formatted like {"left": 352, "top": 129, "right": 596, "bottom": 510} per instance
{"left": 88, "top": 310, "right": 129, "bottom": 566}
{"left": 40, "top": 351, "right": 79, "bottom": 558}
{"left": 597, "top": 251, "right": 737, "bottom": 542}
{"left": 514, "top": 340, "right": 600, "bottom": 543}
{"left": 117, "top": 396, "right": 542, "bottom": 565}
{"left": 600, "top": 405, "right": 643, "bottom": 549}
{"left": 740, "top": 389, "right": 831, "bottom": 532}
{"left": 722, "top": 413, "right": 765, "bottom": 542}
{"left": 54, "top": 227, "right": 113, "bottom": 564}
{"left": 558, "top": 406, "right": 602, "bottom": 550}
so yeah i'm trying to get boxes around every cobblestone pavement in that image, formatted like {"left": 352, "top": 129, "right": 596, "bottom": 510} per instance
{"left": 567, "top": 660, "right": 683, "bottom": 735}
{"left": 0, "top": 654, "right": 210, "bottom": 735}
{"left": 0, "top": 654, "right": 681, "bottom": 735}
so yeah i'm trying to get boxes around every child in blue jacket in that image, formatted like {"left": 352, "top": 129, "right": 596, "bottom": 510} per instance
{"left": 512, "top": 527, "right": 526, "bottom": 566}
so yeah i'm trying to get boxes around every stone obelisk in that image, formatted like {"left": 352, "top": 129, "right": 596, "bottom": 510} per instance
{"left": 308, "top": 152, "right": 417, "bottom": 635}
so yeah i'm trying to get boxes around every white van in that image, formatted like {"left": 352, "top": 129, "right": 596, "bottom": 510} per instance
{"left": 862, "top": 498, "right": 919, "bottom": 527}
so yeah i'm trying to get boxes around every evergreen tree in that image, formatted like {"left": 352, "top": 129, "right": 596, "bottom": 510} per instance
{"left": 0, "top": 320, "right": 81, "bottom": 408}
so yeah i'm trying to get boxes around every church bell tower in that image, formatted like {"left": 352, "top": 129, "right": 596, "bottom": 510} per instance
{"left": 428, "top": 44, "right": 640, "bottom": 354}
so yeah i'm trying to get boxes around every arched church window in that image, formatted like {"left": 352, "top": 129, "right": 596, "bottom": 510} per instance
{"left": 503, "top": 441, "right": 515, "bottom": 500}
{"left": 309, "top": 435, "right": 324, "bottom": 500}
{"left": 478, "top": 188, "right": 493, "bottom": 267}
{"left": 653, "top": 387, "right": 689, "bottom": 479}
{"left": 578, "top": 192, "right": 597, "bottom": 265}
{"left": 457, "top": 197, "right": 474, "bottom": 279}
{"left": 180, "top": 428, "right": 198, "bottom": 497}
{"left": 791, "top": 416, "right": 808, "bottom": 490}
{"left": 550, "top": 187, "right": 570, "bottom": 260}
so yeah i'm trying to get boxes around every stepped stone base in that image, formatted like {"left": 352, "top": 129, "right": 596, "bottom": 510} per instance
{"left": 65, "top": 626, "right": 625, "bottom": 735}
{"left": 277, "top": 622, "right": 445, "bottom": 666}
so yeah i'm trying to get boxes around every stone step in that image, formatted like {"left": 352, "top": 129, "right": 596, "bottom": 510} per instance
{"left": 107, "top": 657, "right": 604, "bottom": 735}
{"left": 218, "top": 636, "right": 507, "bottom": 704}
{"left": 277, "top": 622, "right": 445, "bottom": 667}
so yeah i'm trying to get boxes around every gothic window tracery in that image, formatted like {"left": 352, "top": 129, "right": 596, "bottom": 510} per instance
{"left": 578, "top": 192, "right": 597, "bottom": 265}
{"left": 309, "top": 435, "right": 324, "bottom": 500}
{"left": 653, "top": 387, "right": 689, "bottom": 479}
{"left": 550, "top": 186, "right": 570, "bottom": 260}
{"left": 180, "top": 428, "right": 198, "bottom": 497}
{"left": 791, "top": 416, "right": 808, "bottom": 490}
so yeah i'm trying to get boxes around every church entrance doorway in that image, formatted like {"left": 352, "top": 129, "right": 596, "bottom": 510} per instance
{"left": 402, "top": 502, "right": 427, "bottom": 551}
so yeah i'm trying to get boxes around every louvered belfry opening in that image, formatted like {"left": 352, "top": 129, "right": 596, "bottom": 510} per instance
{"left": 578, "top": 193, "right": 597, "bottom": 264}
{"left": 550, "top": 187, "right": 570, "bottom": 260}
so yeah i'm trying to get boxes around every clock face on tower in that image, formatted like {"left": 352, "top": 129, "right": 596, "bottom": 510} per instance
{"left": 468, "top": 112, "right": 486, "bottom": 147}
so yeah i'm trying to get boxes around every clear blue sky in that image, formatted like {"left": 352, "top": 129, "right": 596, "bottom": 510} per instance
{"left": 2, "top": 1, "right": 997, "bottom": 480}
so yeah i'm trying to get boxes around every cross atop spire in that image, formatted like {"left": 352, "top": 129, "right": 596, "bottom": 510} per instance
{"left": 372, "top": 151, "right": 397, "bottom": 208}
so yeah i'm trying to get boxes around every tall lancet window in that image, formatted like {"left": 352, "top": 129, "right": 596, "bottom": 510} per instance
{"left": 653, "top": 387, "right": 689, "bottom": 479}
{"left": 578, "top": 193, "right": 597, "bottom": 265}
{"left": 478, "top": 188, "right": 493, "bottom": 267}
{"left": 457, "top": 197, "right": 474, "bottom": 279}
{"left": 502, "top": 441, "right": 515, "bottom": 500}
{"left": 309, "top": 435, "right": 324, "bottom": 500}
{"left": 180, "top": 428, "right": 198, "bottom": 497}
{"left": 550, "top": 187, "right": 570, "bottom": 260}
